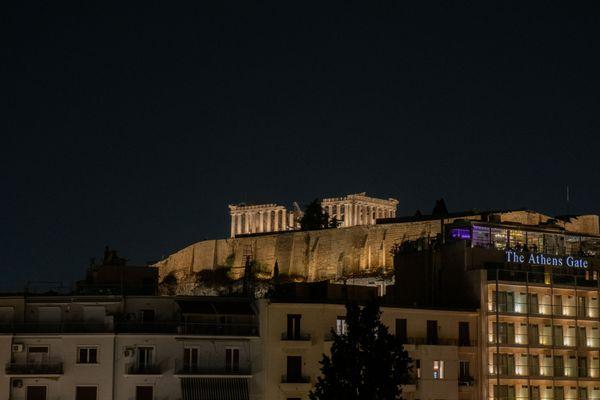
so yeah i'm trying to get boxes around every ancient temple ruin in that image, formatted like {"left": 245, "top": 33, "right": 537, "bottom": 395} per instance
{"left": 228, "top": 192, "right": 398, "bottom": 237}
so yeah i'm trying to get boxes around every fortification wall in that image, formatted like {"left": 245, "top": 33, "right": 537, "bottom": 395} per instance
{"left": 154, "top": 211, "right": 599, "bottom": 283}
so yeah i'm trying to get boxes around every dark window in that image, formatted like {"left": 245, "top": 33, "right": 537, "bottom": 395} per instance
{"left": 226, "top": 348, "right": 240, "bottom": 372}
{"left": 76, "top": 387, "right": 97, "bottom": 400}
{"left": 286, "top": 314, "right": 301, "bottom": 339}
{"left": 78, "top": 347, "right": 98, "bottom": 364}
{"left": 459, "top": 322, "right": 470, "bottom": 346}
{"left": 140, "top": 310, "right": 155, "bottom": 323}
{"left": 396, "top": 319, "right": 407, "bottom": 343}
{"left": 27, "top": 386, "right": 47, "bottom": 400}
{"left": 459, "top": 361, "right": 470, "bottom": 379}
{"left": 286, "top": 356, "right": 302, "bottom": 382}
{"left": 136, "top": 386, "right": 153, "bottom": 400}
{"left": 427, "top": 320, "right": 438, "bottom": 344}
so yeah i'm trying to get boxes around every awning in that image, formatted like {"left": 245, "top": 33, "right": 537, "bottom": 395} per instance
{"left": 181, "top": 378, "right": 249, "bottom": 400}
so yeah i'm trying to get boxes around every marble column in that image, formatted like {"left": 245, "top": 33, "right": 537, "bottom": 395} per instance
{"left": 281, "top": 209, "right": 287, "bottom": 230}
{"left": 327, "top": 205, "right": 333, "bottom": 220}
{"left": 244, "top": 212, "right": 249, "bottom": 233}
{"left": 266, "top": 211, "right": 272, "bottom": 232}
{"left": 237, "top": 214, "right": 242, "bottom": 235}
{"left": 258, "top": 211, "right": 264, "bottom": 233}
{"left": 230, "top": 214, "right": 236, "bottom": 237}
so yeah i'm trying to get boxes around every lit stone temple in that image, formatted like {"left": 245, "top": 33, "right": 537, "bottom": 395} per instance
{"left": 228, "top": 192, "right": 398, "bottom": 237}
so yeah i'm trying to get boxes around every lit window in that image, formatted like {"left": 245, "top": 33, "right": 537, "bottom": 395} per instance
{"left": 433, "top": 360, "right": 445, "bottom": 379}
{"left": 336, "top": 316, "right": 347, "bottom": 335}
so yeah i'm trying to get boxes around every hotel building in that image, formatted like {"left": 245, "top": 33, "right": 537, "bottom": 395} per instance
{"left": 395, "top": 214, "right": 600, "bottom": 400}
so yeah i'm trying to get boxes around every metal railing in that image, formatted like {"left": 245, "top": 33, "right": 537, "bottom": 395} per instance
{"left": 115, "top": 321, "right": 259, "bottom": 336}
{"left": 281, "top": 375, "right": 311, "bottom": 383}
{"left": 175, "top": 360, "right": 252, "bottom": 375}
{"left": 127, "top": 362, "right": 163, "bottom": 375}
{"left": 6, "top": 359, "right": 64, "bottom": 375}
{"left": 489, "top": 301, "right": 599, "bottom": 319}
{"left": 488, "top": 334, "right": 600, "bottom": 348}
{"left": 488, "top": 364, "right": 600, "bottom": 379}
{"left": 281, "top": 332, "right": 311, "bottom": 341}
{"left": 0, "top": 322, "right": 112, "bottom": 334}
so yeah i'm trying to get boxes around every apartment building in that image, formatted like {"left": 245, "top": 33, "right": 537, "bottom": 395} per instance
{"left": 259, "top": 284, "right": 480, "bottom": 400}
{"left": 0, "top": 295, "right": 261, "bottom": 400}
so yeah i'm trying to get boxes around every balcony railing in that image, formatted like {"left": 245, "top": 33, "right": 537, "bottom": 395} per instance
{"left": 175, "top": 360, "right": 252, "bottom": 376}
{"left": 6, "top": 359, "right": 64, "bottom": 375}
{"left": 488, "top": 364, "right": 600, "bottom": 379}
{"left": 489, "top": 334, "right": 600, "bottom": 349}
{"left": 489, "top": 301, "right": 599, "bottom": 319}
{"left": 0, "top": 322, "right": 112, "bottom": 334}
{"left": 281, "top": 332, "right": 311, "bottom": 341}
{"left": 404, "top": 337, "right": 475, "bottom": 346}
{"left": 116, "top": 321, "right": 259, "bottom": 336}
{"left": 281, "top": 375, "right": 311, "bottom": 383}
{"left": 458, "top": 376, "right": 475, "bottom": 386}
{"left": 127, "top": 362, "right": 163, "bottom": 375}
{"left": 487, "top": 268, "right": 600, "bottom": 288}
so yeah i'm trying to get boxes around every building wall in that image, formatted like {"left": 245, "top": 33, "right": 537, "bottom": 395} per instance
{"left": 259, "top": 300, "right": 480, "bottom": 400}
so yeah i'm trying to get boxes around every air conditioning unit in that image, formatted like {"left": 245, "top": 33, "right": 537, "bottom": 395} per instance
{"left": 12, "top": 379, "right": 23, "bottom": 388}
{"left": 12, "top": 344, "right": 23, "bottom": 353}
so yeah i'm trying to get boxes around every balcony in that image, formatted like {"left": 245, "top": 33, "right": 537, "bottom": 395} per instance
{"left": 115, "top": 321, "right": 259, "bottom": 336}
{"left": 175, "top": 361, "right": 252, "bottom": 377}
{"left": 459, "top": 376, "right": 475, "bottom": 386}
{"left": 488, "top": 365, "right": 600, "bottom": 379}
{"left": 279, "top": 374, "right": 312, "bottom": 392}
{"left": 281, "top": 332, "right": 312, "bottom": 349}
{"left": 126, "top": 362, "right": 164, "bottom": 375}
{"left": 0, "top": 322, "right": 112, "bottom": 334}
{"left": 5, "top": 359, "right": 64, "bottom": 376}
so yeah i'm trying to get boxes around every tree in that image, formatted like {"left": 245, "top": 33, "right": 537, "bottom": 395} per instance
{"left": 310, "top": 299, "right": 412, "bottom": 400}
{"left": 300, "top": 199, "right": 332, "bottom": 230}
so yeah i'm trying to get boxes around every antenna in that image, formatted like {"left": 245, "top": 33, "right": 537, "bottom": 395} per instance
{"left": 566, "top": 185, "right": 570, "bottom": 215}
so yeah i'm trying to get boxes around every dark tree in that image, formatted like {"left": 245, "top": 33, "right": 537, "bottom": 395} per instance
{"left": 310, "top": 299, "right": 412, "bottom": 400}
{"left": 432, "top": 198, "right": 448, "bottom": 215}
{"left": 300, "top": 199, "right": 331, "bottom": 231}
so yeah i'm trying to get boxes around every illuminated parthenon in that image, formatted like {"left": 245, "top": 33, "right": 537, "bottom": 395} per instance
{"left": 228, "top": 192, "right": 398, "bottom": 237}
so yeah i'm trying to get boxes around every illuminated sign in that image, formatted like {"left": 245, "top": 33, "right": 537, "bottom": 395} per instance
{"left": 505, "top": 250, "right": 589, "bottom": 268}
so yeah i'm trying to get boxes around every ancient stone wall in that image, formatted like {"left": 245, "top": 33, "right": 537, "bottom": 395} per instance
{"left": 154, "top": 211, "right": 600, "bottom": 282}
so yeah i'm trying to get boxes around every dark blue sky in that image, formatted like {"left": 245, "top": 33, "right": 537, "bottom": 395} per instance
{"left": 4, "top": 2, "right": 600, "bottom": 288}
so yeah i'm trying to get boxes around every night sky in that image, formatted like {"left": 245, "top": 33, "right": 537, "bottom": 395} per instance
{"left": 4, "top": 2, "right": 600, "bottom": 288}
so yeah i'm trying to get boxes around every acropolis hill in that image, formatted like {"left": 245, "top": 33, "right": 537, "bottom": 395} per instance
{"left": 154, "top": 194, "right": 600, "bottom": 290}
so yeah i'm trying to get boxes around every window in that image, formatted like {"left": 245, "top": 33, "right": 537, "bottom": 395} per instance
{"left": 26, "top": 386, "right": 47, "bottom": 400}
{"left": 225, "top": 348, "right": 240, "bottom": 372}
{"left": 78, "top": 347, "right": 98, "bottom": 364}
{"left": 459, "top": 361, "right": 470, "bottom": 380}
{"left": 183, "top": 347, "right": 199, "bottom": 371}
{"left": 336, "top": 316, "right": 347, "bottom": 335}
{"left": 433, "top": 360, "right": 445, "bottom": 379}
{"left": 286, "top": 356, "right": 302, "bottom": 382}
{"left": 140, "top": 309, "right": 155, "bottom": 323}
{"left": 426, "top": 320, "right": 438, "bottom": 345}
{"left": 415, "top": 359, "right": 421, "bottom": 379}
{"left": 286, "top": 314, "right": 302, "bottom": 339}
{"left": 137, "top": 347, "right": 154, "bottom": 367}
{"left": 136, "top": 386, "right": 153, "bottom": 400}
{"left": 27, "top": 346, "right": 49, "bottom": 364}
{"left": 75, "top": 386, "right": 97, "bottom": 400}
{"left": 458, "top": 322, "right": 470, "bottom": 346}
{"left": 396, "top": 319, "right": 407, "bottom": 344}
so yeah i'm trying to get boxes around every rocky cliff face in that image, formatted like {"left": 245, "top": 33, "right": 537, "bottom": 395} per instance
{"left": 154, "top": 211, "right": 600, "bottom": 293}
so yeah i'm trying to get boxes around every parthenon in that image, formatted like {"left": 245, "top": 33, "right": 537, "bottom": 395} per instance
{"left": 228, "top": 192, "right": 398, "bottom": 237}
